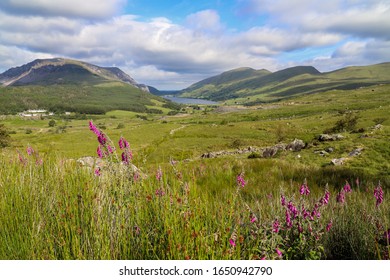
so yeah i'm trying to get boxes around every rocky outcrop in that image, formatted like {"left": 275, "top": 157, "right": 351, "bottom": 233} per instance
{"left": 330, "top": 147, "right": 363, "bottom": 166}
{"left": 77, "top": 156, "right": 144, "bottom": 177}
{"left": 318, "top": 134, "right": 344, "bottom": 141}
{"left": 201, "top": 139, "right": 306, "bottom": 159}
{"left": 286, "top": 138, "right": 306, "bottom": 152}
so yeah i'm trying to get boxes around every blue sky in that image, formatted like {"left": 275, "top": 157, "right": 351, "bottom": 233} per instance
{"left": 1, "top": 0, "right": 390, "bottom": 89}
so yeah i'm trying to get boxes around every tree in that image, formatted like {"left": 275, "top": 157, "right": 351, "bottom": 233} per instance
{"left": 48, "top": 119, "right": 56, "bottom": 127}
{"left": 0, "top": 124, "right": 11, "bottom": 148}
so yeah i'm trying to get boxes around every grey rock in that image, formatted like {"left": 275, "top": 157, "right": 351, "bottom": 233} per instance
{"left": 318, "top": 134, "right": 344, "bottom": 141}
{"left": 348, "top": 148, "right": 363, "bottom": 157}
{"left": 286, "top": 139, "right": 305, "bottom": 152}
{"left": 331, "top": 158, "right": 346, "bottom": 165}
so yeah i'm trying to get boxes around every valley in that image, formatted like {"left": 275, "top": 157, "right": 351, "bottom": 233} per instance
{"left": 0, "top": 59, "right": 389, "bottom": 260}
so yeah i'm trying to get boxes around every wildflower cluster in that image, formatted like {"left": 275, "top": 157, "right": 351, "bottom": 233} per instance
{"left": 17, "top": 145, "right": 43, "bottom": 166}
{"left": 274, "top": 182, "right": 333, "bottom": 259}
{"left": 89, "top": 120, "right": 133, "bottom": 175}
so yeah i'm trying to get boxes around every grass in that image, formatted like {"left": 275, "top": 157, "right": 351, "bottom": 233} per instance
{"left": 0, "top": 83, "right": 389, "bottom": 259}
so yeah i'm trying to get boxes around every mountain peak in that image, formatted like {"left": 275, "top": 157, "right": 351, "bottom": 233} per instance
{"left": 0, "top": 58, "right": 148, "bottom": 92}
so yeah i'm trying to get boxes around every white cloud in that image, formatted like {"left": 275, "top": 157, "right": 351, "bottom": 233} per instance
{"left": 0, "top": 0, "right": 125, "bottom": 19}
{"left": 0, "top": 2, "right": 389, "bottom": 89}
{"left": 185, "top": 10, "right": 224, "bottom": 33}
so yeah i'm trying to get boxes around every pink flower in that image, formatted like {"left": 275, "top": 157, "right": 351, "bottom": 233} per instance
{"left": 280, "top": 195, "right": 286, "bottom": 206}
{"left": 97, "top": 133, "right": 107, "bottom": 145}
{"left": 276, "top": 248, "right": 282, "bottom": 257}
{"left": 336, "top": 190, "right": 345, "bottom": 204}
{"left": 97, "top": 145, "right": 104, "bottom": 158}
{"left": 156, "top": 167, "right": 162, "bottom": 181}
{"left": 236, "top": 173, "right": 246, "bottom": 188}
{"left": 343, "top": 182, "right": 352, "bottom": 193}
{"left": 273, "top": 219, "right": 280, "bottom": 233}
{"left": 26, "top": 146, "right": 34, "bottom": 156}
{"left": 121, "top": 152, "right": 129, "bottom": 164}
{"left": 374, "top": 183, "right": 384, "bottom": 208}
{"left": 287, "top": 201, "right": 298, "bottom": 219}
{"left": 155, "top": 188, "right": 165, "bottom": 197}
{"left": 285, "top": 209, "right": 293, "bottom": 228}
{"left": 119, "top": 136, "right": 129, "bottom": 150}
{"left": 133, "top": 171, "right": 140, "bottom": 182}
{"left": 320, "top": 190, "right": 330, "bottom": 205}
{"left": 229, "top": 239, "right": 236, "bottom": 247}
{"left": 250, "top": 216, "right": 257, "bottom": 223}
{"left": 89, "top": 120, "right": 100, "bottom": 136}
{"left": 94, "top": 168, "right": 101, "bottom": 177}
{"left": 107, "top": 145, "right": 114, "bottom": 154}
{"left": 298, "top": 223, "right": 303, "bottom": 233}
{"left": 299, "top": 181, "right": 310, "bottom": 195}
{"left": 326, "top": 220, "right": 333, "bottom": 232}
{"left": 301, "top": 205, "right": 310, "bottom": 219}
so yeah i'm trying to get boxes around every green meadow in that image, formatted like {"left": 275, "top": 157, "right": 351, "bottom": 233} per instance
{"left": 0, "top": 84, "right": 389, "bottom": 259}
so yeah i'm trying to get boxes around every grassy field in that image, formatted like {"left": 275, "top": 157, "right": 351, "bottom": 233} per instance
{"left": 0, "top": 84, "right": 389, "bottom": 259}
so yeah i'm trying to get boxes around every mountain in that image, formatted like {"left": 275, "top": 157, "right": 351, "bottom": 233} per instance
{"left": 0, "top": 58, "right": 182, "bottom": 115}
{"left": 179, "top": 63, "right": 390, "bottom": 103}
{"left": 0, "top": 58, "right": 149, "bottom": 92}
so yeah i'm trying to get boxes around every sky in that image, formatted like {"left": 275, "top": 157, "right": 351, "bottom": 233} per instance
{"left": 0, "top": 0, "right": 390, "bottom": 90}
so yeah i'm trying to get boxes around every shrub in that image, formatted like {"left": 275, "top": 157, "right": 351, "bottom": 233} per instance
{"left": 0, "top": 124, "right": 11, "bottom": 148}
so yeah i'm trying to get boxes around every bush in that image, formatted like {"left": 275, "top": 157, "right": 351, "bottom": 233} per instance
{"left": 48, "top": 120, "right": 56, "bottom": 127}
{"left": 325, "top": 112, "right": 359, "bottom": 133}
{"left": 0, "top": 124, "right": 11, "bottom": 148}
{"left": 116, "top": 123, "right": 125, "bottom": 129}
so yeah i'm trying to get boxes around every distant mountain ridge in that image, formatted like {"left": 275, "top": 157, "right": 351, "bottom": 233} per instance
{"left": 0, "top": 58, "right": 150, "bottom": 92}
{"left": 179, "top": 62, "right": 390, "bottom": 103}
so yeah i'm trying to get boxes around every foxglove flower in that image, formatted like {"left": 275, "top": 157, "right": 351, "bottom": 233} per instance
{"left": 26, "top": 146, "right": 34, "bottom": 156}
{"left": 336, "top": 190, "right": 345, "bottom": 204}
{"left": 299, "top": 180, "right": 310, "bottom": 195}
{"left": 97, "top": 133, "right": 107, "bottom": 145}
{"left": 343, "top": 182, "right": 352, "bottom": 193}
{"left": 326, "top": 220, "right": 333, "bottom": 232}
{"left": 119, "top": 136, "right": 129, "bottom": 150}
{"left": 280, "top": 195, "right": 286, "bottom": 206}
{"left": 276, "top": 248, "right": 282, "bottom": 257}
{"left": 236, "top": 173, "right": 246, "bottom": 188}
{"left": 374, "top": 183, "right": 384, "bottom": 208}
{"left": 273, "top": 219, "right": 280, "bottom": 233}
{"left": 89, "top": 120, "right": 100, "bottom": 136}
{"left": 97, "top": 145, "right": 103, "bottom": 158}
{"left": 285, "top": 209, "right": 293, "bottom": 228}
{"left": 94, "top": 168, "right": 101, "bottom": 177}
{"left": 156, "top": 167, "right": 162, "bottom": 181}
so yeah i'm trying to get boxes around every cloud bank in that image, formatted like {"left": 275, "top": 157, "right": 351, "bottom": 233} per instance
{"left": 0, "top": 0, "right": 389, "bottom": 89}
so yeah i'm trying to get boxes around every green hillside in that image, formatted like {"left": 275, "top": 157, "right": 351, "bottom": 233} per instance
{"left": 0, "top": 82, "right": 176, "bottom": 115}
{"left": 179, "top": 62, "right": 390, "bottom": 104}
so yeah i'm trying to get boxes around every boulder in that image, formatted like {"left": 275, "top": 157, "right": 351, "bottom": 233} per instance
{"left": 318, "top": 134, "right": 344, "bottom": 141}
{"left": 348, "top": 148, "right": 363, "bottom": 157}
{"left": 286, "top": 139, "right": 305, "bottom": 152}
{"left": 263, "top": 144, "right": 286, "bottom": 158}
{"left": 331, "top": 158, "right": 347, "bottom": 165}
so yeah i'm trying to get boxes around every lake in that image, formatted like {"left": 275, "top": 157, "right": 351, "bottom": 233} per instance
{"left": 163, "top": 95, "right": 218, "bottom": 105}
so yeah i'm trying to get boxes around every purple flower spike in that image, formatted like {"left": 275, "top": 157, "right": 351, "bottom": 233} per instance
{"left": 374, "top": 183, "right": 384, "bottom": 208}
{"left": 236, "top": 173, "right": 246, "bottom": 188}
{"left": 343, "top": 182, "right": 352, "bottom": 193}
{"left": 299, "top": 180, "right": 310, "bottom": 195}
{"left": 89, "top": 121, "right": 100, "bottom": 137}
{"left": 97, "top": 145, "right": 103, "bottom": 158}
{"left": 273, "top": 219, "right": 280, "bottom": 233}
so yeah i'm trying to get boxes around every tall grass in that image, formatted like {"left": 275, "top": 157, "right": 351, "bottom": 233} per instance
{"left": 0, "top": 137, "right": 388, "bottom": 259}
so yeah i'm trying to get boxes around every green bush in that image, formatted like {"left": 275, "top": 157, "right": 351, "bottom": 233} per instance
{"left": 0, "top": 124, "right": 11, "bottom": 148}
